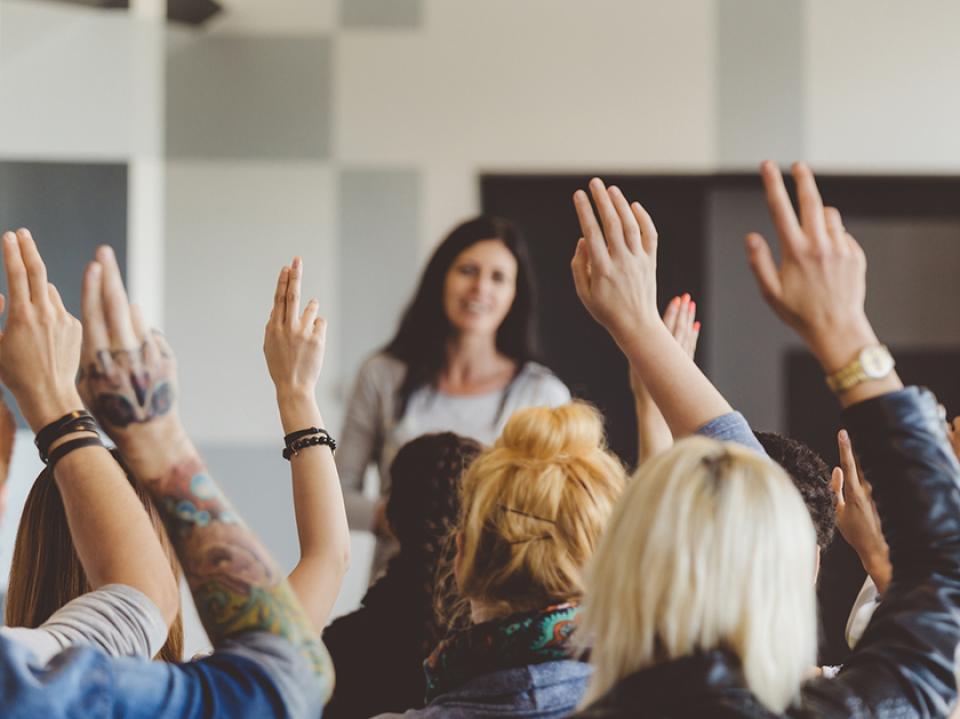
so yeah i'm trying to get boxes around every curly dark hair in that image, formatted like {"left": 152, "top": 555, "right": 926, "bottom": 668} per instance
{"left": 754, "top": 431, "right": 836, "bottom": 549}
{"left": 381, "top": 432, "right": 482, "bottom": 653}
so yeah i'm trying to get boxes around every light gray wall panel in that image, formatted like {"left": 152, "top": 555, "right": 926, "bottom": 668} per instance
{"left": 338, "top": 168, "right": 421, "bottom": 385}
{"left": 0, "top": 161, "right": 127, "bottom": 427}
{"left": 341, "top": 0, "right": 420, "bottom": 28}
{"left": 166, "top": 34, "right": 331, "bottom": 159}
{"left": 717, "top": 0, "right": 805, "bottom": 167}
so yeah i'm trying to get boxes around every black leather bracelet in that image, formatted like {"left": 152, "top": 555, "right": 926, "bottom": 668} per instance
{"left": 47, "top": 435, "right": 104, "bottom": 472}
{"left": 35, "top": 411, "right": 99, "bottom": 463}
{"left": 282, "top": 432, "right": 337, "bottom": 460}
{"left": 283, "top": 426, "right": 332, "bottom": 446}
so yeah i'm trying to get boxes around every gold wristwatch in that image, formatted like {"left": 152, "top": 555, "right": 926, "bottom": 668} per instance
{"left": 825, "top": 344, "right": 895, "bottom": 394}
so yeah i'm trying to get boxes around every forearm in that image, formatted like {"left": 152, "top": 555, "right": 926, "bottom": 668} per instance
{"left": 632, "top": 378, "right": 673, "bottom": 466}
{"left": 621, "top": 322, "right": 733, "bottom": 439}
{"left": 279, "top": 392, "right": 351, "bottom": 630}
{"left": 135, "top": 437, "right": 330, "bottom": 677}
{"left": 52, "top": 437, "right": 180, "bottom": 626}
{"left": 858, "top": 548, "right": 892, "bottom": 595}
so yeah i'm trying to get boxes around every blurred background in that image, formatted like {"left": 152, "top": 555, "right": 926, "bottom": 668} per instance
{"left": 1, "top": 0, "right": 958, "bottom": 661}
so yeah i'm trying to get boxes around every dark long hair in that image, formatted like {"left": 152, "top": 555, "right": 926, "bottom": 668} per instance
{"left": 384, "top": 216, "right": 542, "bottom": 419}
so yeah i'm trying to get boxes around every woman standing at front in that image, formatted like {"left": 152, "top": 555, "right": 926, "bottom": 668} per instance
{"left": 337, "top": 216, "right": 570, "bottom": 577}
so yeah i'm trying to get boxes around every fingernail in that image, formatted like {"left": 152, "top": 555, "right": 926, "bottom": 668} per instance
{"left": 681, "top": 293, "right": 690, "bottom": 302}
{"left": 3, "top": 232, "right": 15, "bottom": 244}
{"left": 689, "top": 301, "right": 696, "bottom": 313}
{"left": 292, "top": 256, "right": 301, "bottom": 268}
{"left": 670, "top": 296, "right": 680, "bottom": 306}
{"left": 746, "top": 234, "right": 760, "bottom": 249}
{"left": 839, "top": 429, "right": 848, "bottom": 442}
{"left": 693, "top": 321, "right": 701, "bottom": 331}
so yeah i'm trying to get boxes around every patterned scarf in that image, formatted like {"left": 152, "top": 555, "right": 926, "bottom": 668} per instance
{"left": 423, "top": 602, "right": 583, "bottom": 702}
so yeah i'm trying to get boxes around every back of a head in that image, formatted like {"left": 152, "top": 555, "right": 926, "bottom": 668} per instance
{"left": 754, "top": 431, "right": 836, "bottom": 549}
{"left": 455, "top": 401, "right": 626, "bottom": 619}
{"left": 5, "top": 454, "right": 184, "bottom": 662}
{"left": 580, "top": 437, "right": 818, "bottom": 714}
{"left": 387, "top": 432, "right": 482, "bottom": 551}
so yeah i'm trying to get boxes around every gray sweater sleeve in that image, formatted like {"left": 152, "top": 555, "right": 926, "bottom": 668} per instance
{"left": 336, "top": 356, "right": 389, "bottom": 531}
{"left": 695, "top": 411, "right": 765, "bottom": 455}
{"left": 0, "top": 583, "right": 168, "bottom": 665}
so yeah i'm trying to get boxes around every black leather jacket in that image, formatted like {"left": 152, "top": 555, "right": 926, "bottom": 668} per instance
{"left": 573, "top": 387, "right": 960, "bottom": 718}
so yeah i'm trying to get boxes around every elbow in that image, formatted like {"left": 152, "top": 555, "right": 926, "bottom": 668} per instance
{"left": 333, "top": 540, "right": 351, "bottom": 582}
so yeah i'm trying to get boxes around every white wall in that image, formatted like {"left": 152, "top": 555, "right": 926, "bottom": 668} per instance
{"left": 806, "top": 0, "right": 960, "bottom": 171}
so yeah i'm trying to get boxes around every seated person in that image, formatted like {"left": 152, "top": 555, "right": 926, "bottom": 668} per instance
{"left": 0, "top": 230, "right": 339, "bottom": 717}
{"left": 377, "top": 402, "right": 627, "bottom": 718}
{"left": 5, "top": 446, "right": 183, "bottom": 663}
{"left": 566, "top": 165, "right": 960, "bottom": 716}
{"left": 322, "top": 432, "right": 482, "bottom": 718}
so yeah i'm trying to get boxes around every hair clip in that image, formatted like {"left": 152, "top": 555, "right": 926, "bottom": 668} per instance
{"left": 508, "top": 534, "right": 553, "bottom": 545}
{"left": 497, "top": 504, "right": 557, "bottom": 525}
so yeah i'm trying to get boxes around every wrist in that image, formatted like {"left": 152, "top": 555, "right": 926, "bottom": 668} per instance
{"left": 277, "top": 391, "right": 323, "bottom": 435}
{"left": 23, "top": 390, "right": 86, "bottom": 434}
{"left": 805, "top": 314, "right": 878, "bottom": 374}
{"left": 616, "top": 316, "right": 669, "bottom": 365}
{"left": 119, "top": 424, "right": 197, "bottom": 482}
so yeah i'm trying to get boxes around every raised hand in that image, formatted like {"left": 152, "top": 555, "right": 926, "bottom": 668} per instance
{"left": 264, "top": 258, "right": 350, "bottom": 631}
{"left": 746, "top": 164, "right": 872, "bottom": 366}
{"left": 830, "top": 428, "right": 891, "bottom": 594}
{"left": 0, "top": 229, "right": 84, "bottom": 432}
{"left": 571, "top": 178, "right": 660, "bottom": 354}
{"left": 264, "top": 257, "right": 327, "bottom": 411}
{"left": 570, "top": 180, "right": 732, "bottom": 438}
{"left": 76, "top": 246, "right": 183, "bottom": 473}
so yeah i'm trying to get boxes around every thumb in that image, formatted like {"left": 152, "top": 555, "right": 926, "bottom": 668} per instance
{"left": 745, "top": 233, "right": 783, "bottom": 307}
{"left": 830, "top": 466, "right": 845, "bottom": 511}
{"left": 571, "top": 238, "right": 591, "bottom": 305}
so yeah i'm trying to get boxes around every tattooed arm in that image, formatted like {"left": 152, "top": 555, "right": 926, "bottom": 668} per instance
{"left": 264, "top": 258, "right": 350, "bottom": 631}
{"left": 76, "top": 245, "right": 332, "bottom": 692}
{"left": 0, "top": 230, "right": 179, "bottom": 628}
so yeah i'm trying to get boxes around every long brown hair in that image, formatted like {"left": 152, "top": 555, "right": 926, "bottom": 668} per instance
{"left": 4, "top": 451, "right": 184, "bottom": 662}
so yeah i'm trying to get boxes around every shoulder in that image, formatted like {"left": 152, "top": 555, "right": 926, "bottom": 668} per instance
{"left": 113, "top": 632, "right": 326, "bottom": 719}
{"left": 512, "top": 362, "right": 571, "bottom": 406}
{"left": 357, "top": 353, "right": 407, "bottom": 390}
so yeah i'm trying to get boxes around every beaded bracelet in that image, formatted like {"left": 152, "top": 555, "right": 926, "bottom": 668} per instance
{"left": 282, "top": 428, "right": 337, "bottom": 460}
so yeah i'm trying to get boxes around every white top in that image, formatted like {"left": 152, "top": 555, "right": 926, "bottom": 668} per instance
{"left": 336, "top": 353, "right": 571, "bottom": 532}
{"left": 1, "top": 583, "right": 168, "bottom": 665}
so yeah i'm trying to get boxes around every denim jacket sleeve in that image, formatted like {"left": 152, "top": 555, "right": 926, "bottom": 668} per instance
{"left": 0, "top": 631, "right": 324, "bottom": 719}
{"left": 695, "top": 412, "right": 766, "bottom": 456}
{"left": 798, "top": 387, "right": 960, "bottom": 717}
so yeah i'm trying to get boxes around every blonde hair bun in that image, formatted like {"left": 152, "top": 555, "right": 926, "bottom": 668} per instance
{"left": 453, "top": 401, "right": 626, "bottom": 618}
{"left": 498, "top": 403, "right": 605, "bottom": 460}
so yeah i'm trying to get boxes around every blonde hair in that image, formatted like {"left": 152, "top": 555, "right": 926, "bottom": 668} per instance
{"left": 579, "top": 436, "right": 818, "bottom": 713}
{"left": 454, "top": 401, "right": 626, "bottom": 619}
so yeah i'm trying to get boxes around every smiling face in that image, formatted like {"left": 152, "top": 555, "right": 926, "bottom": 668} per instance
{"left": 443, "top": 239, "right": 518, "bottom": 337}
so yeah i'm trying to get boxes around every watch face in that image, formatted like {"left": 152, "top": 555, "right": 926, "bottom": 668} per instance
{"left": 860, "top": 346, "right": 895, "bottom": 378}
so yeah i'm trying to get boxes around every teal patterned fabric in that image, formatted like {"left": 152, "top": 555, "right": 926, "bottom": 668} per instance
{"left": 423, "top": 602, "right": 583, "bottom": 701}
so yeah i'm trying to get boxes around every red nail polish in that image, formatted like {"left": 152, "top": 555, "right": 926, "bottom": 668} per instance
{"left": 681, "top": 293, "right": 690, "bottom": 302}
{"left": 689, "top": 301, "right": 696, "bottom": 312}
